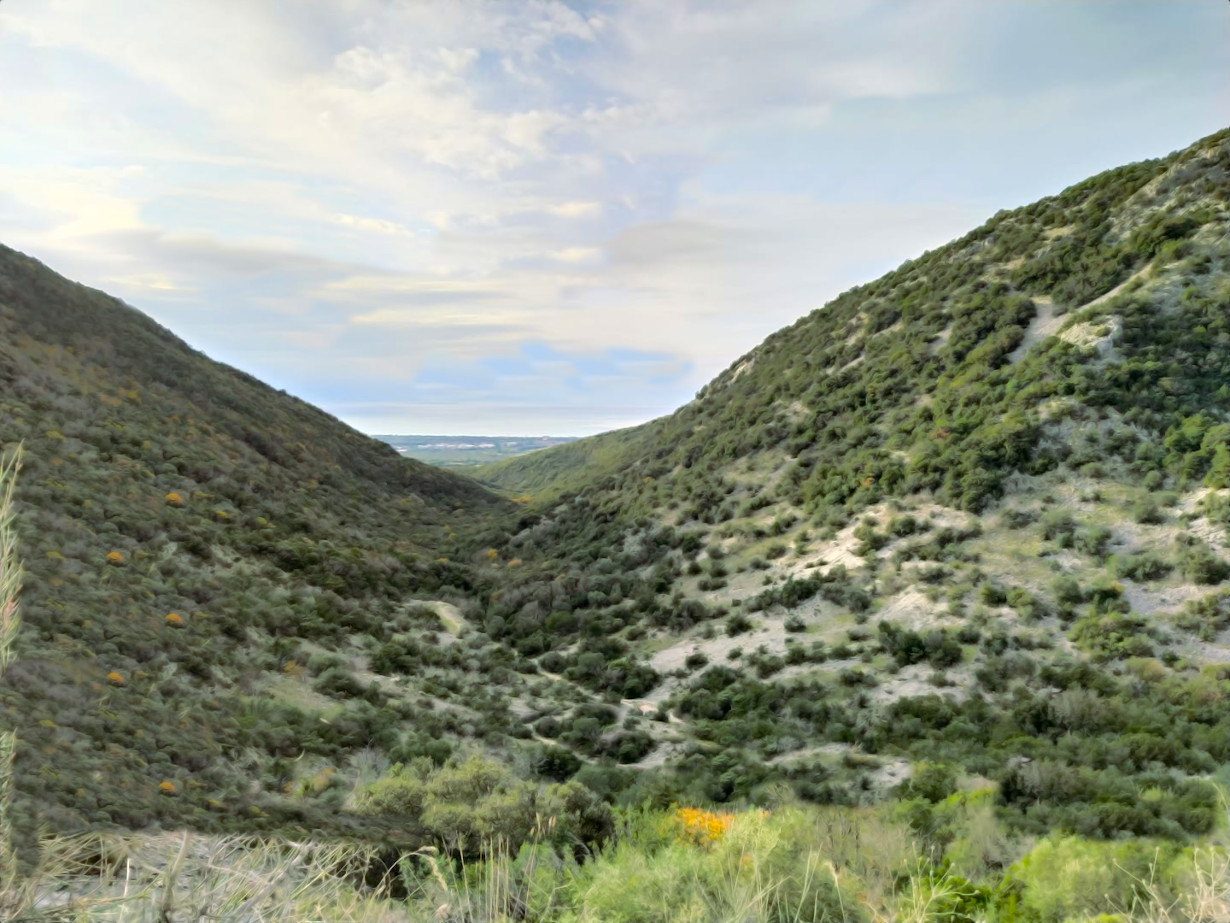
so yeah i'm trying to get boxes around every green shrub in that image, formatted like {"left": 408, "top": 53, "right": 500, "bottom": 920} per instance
{"left": 1111, "top": 552, "right": 1174, "bottom": 582}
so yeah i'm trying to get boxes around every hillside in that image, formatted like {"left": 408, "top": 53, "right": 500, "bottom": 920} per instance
{"left": 467, "top": 128, "right": 1230, "bottom": 835}
{"left": 0, "top": 244, "right": 526, "bottom": 839}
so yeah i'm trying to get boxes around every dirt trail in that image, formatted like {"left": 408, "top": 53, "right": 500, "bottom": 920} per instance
{"left": 1010, "top": 266, "right": 1150, "bottom": 364}
{"left": 419, "top": 600, "right": 465, "bottom": 635}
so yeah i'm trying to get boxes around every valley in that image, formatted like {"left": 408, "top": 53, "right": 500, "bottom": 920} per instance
{"left": 3, "top": 127, "right": 1230, "bottom": 921}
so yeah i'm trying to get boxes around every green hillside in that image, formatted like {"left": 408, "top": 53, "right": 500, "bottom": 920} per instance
{"left": 473, "top": 425, "right": 651, "bottom": 499}
{"left": 465, "top": 128, "right": 1230, "bottom": 831}
{"left": 0, "top": 244, "right": 525, "bottom": 839}
{"left": 482, "top": 128, "right": 1230, "bottom": 516}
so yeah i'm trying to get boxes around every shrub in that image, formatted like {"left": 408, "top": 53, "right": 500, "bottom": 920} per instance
{"left": 1073, "top": 525, "right": 1113, "bottom": 558}
{"left": 1040, "top": 511, "right": 1078, "bottom": 544}
{"left": 1132, "top": 501, "right": 1164, "bottom": 524}
{"left": 1111, "top": 552, "right": 1174, "bottom": 582}
{"left": 1070, "top": 612, "right": 1154, "bottom": 661}
{"left": 684, "top": 651, "right": 709, "bottom": 670}
{"left": 726, "top": 613, "right": 752, "bottom": 637}
{"left": 672, "top": 806, "right": 733, "bottom": 845}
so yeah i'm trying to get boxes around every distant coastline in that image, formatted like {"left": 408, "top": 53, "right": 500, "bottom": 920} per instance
{"left": 374, "top": 433, "right": 578, "bottom": 467}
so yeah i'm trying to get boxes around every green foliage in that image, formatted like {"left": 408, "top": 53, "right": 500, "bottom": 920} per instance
{"left": 1008, "top": 836, "right": 1177, "bottom": 922}
{"left": 1111, "top": 552, "right": 1174, "bottom": 582}
{"left": 357, "top": 754, "right": 613, "bottom": 857}
{"left": 1174, "top": 590, "right": 1230, "bottom": 641}
{"left": 565, "top": 807, "right": 872, "bottom": 923}
{"left": 1070, "top": 611, "right": 1155, "bottom": 661}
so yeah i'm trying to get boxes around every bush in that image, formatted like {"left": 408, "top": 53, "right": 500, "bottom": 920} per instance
{"left": 1111, "top": 552, "right": 1174, "bottom": 582}
{"left": 684, "top": 651, "right": 709, "bottom": 671}
{"left": 1070, "top": 612, "right": 1154, "bottom": 661}
{"left": 1073, "top": 525, "right": 1113, "bottom": 558}
{"left": 726, "top": 613, "right": 753, "bottom": 637}
{"left": 357, "top": 755, "right": 612, "bottom": 856}
{"left": 1009, "top": 837, "right": 1178, "bottom": 923}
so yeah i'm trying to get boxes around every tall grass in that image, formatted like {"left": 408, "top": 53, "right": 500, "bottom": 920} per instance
{"left": 0, "top": 446, "right": 23, "bottom": 916}
{"left": 26, "top": 832, "right": 411, "bottom": 922}
{"left": 15, "top": 805, "right": 1230, "bottom": 922}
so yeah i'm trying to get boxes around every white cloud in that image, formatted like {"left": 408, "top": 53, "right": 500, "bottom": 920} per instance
{"left": 548, "top": 201, "right": 603, "bottom": 218}
{"left": 331, "top": 214, "right": 415, "bottom": 237}
{"left": 547, "top": 247, "right": 603, "bottom": 264}
{"left": 1, "top": 0, "right": 1225, "bottom": 433}
{"left": 103, "top": 273, "right": 195, "bottom": 294}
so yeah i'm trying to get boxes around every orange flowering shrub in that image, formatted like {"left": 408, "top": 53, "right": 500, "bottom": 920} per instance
{"left": 158, "top": 781, "right": 177, "bottom": 795}
{"left": 163, "top": 492, "right": 184, "bottom": 507}
{"left": 673, "top": 806, "right": 733, "bottom": 845}
{"left": 105, "top": 551, "right": 125, "bottom": 565}
{"left": 106, "top": 671, "right": 125, "bottom": 686}
{"left": 164, "top": 612, "right": 184, "bottom": 627}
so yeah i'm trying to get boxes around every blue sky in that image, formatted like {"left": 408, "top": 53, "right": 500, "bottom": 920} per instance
{"left": 1, "top": 1, "right": 1226, "bottom": 435}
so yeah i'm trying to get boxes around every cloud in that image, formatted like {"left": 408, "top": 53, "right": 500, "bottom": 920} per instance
{"left": 331, "top": 214, "right": 415, "bottom": 237}
{"left": 547, "top": 247, "right": 603, "bottom": 264}
{"left": 103, "top": 273, "right": 196, "bottom": 295}
{"left": 0, "top": 0, "right": 1226, "bottom": 433}
{"left": 547, "top": 201, "right": 603, "bottom": 218}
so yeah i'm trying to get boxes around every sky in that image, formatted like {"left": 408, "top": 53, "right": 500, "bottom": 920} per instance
{"left": 1, "top": 2, "right": 1227, "bottom": 436}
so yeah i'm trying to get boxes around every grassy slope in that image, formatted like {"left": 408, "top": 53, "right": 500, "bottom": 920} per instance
{"left": 0, "top": 245, "right": 527, "bottom": 838}
{"left": 472, "top": 425, "right": 657, "bottom": 500}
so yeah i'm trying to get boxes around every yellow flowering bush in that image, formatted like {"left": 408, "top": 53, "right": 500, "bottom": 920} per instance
{"left": 105, "top": 551, "right": 125, "bottom": 566}
{"left": 106, "top": 671, "right": 125, "bottom": 686}
{"left": 163, "top": 492, "right": 184, "bottom": 507}
{"left": 673, "top": 806, "right": 734, "bottom": 845}
{"left": 164, "top": 612, "right": 184, "bottom": 627}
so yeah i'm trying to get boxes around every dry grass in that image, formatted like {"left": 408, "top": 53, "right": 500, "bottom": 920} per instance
{"left": 0, "top": 447, "right": 23, "bottom": 916}
{"left": 24, "top": 832, "right": 411, "bottom": 923}
{"left": 1117, "top": 847, "right": 1230, "bottom": 923}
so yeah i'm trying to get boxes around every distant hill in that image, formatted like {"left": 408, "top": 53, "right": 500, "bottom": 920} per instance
{"left": 375, "top": 434, "right": 577, "bottom": 468}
